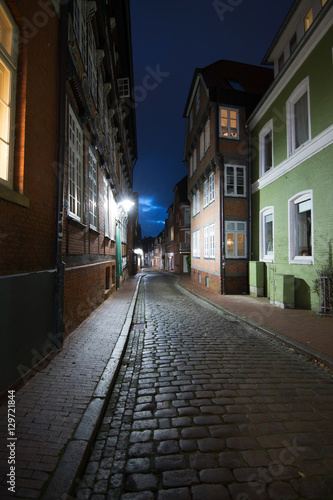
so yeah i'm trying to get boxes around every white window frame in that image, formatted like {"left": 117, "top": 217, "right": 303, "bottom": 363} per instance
{"left": 193, "top": 229, "right": 200, "bottom": 258}
{"left": 259, "top": 120, "right": 273, "bottom": 176}
{"left": 260, "top": 207, "right": 274, "bottom": 262}
{"left": 68, "top": 105, "right": 83, "bottom": 220}
{"left": 118, "top": 77, "right": 130, "bottom": 98}
{"left": 209, "top": 172, "right": 215, "bottom": 203}
{"left": 73, "top": 0, "right": 86, "bottom": 63}
{"left": 204, "top": 224, "right": 215, "bottom": 259}
{"left": 0, "top": 1, "right": 18, "bottom": 189}
{"left": 203, "top": 179, "right": 209, "bottom": 207}
{"left": 88, "top": 147, "right": 98, "bottom": 229}
{"left": 204, "top": 226, "right": 209, "bottom": 258}
{"left": 225, "top": 221, "right": 247, "bottom": 259}
{"left": 225, "top": 165, "right": 246, "bottom": 197}
{"left": 219, "top": 107, "right": 239, "bottom": 139}
{"left": 288, "top": 190, "right": 314, "bottom": 265}
{"left": 287, "top": 77, "right": 311, "bottom": 156}
{"left": 192, "top": 189, "right": 200, "bottom": 217}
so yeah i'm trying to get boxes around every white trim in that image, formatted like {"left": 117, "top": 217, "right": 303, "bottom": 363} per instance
{"left": 219, "top": 106, "right": 239, "bottom": 140}
{"left": 252, "top": 124, "right": 333, "bottom": 193}
{"left": 248, "top": 6, "right": 333, "bottom": 130}
{"left": 259, "top": 119, "right": 274, "bottom": 177}
{"left": 225, "top": 164, "right": 246, "bottom": 197}
{"left": 288, "top": 190, "right": 314, "bottom": 265}
{"left": 286, "top": 77, "right": 311, "bottom": 157}
{"left": 259, "top": 206, "right": 274, "bottom": 262}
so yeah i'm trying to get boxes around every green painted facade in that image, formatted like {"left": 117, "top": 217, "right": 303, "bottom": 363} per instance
{"left": 250, "top": 13, "right": 333, "bottom": 311}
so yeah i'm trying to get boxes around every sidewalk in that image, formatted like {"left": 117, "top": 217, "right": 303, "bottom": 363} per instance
{"left": 0, "top": 275, "right": 142, "bottom": 500}
{"left": 178, "top": 273, "right": 333, "bottom": 371}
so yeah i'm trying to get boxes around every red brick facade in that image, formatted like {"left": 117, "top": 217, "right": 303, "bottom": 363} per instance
{"left": 183, "top": 60, "right": 273, "bottom": 295}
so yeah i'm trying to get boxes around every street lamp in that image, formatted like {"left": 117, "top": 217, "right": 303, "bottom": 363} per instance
{"left": 116, "top": 197, "right": 135, "bottom": 289}
{"left": 118, "top": 198, "right": 135, "bottom": 215}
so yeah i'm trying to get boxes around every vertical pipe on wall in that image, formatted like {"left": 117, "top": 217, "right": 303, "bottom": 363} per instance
{"left": 54, "top": 2, "right": 68, "bottom": 348}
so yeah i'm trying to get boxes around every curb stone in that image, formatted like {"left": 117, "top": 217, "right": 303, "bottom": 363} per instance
{"left": 42, "top": 275, "right": 143, "bottom": 500}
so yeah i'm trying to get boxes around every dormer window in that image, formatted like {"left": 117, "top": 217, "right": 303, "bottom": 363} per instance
{"left": 304, "top": 8, "right": 313, "bottom": 33}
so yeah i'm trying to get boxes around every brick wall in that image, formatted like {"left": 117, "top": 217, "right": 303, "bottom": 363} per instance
{"left": 64, "top": 261, "right": 116, "bottom": 334}
{"left": 0, "top": 1, "right": 59, "bottom": 275}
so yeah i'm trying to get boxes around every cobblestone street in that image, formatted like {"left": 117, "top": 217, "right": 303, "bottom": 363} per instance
{"left": 76, "top": 272, "right": 333, "bottom": 500}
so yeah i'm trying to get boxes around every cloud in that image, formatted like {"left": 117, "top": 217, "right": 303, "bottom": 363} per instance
{"left": 139, "top": 196, "right": 165, "bottom": 213}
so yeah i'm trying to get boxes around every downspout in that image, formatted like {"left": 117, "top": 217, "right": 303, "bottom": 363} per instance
{"left": 54, "top": 2, "right": 68, "bottom": 349}
{"left": 245, "top": 123, "right": 251, "bottom": 292}
{"left": 215, "top": 93, "right": 225, "bottom": 294}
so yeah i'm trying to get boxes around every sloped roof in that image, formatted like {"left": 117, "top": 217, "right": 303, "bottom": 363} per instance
{"left": 201, "top": 59, "right": 274, "bottom": 95}
{"left": 184, "top": 59, "right": 274, "bottom": 117}
{"left": 174, "top": 175, "right": 188, "bottom": 203}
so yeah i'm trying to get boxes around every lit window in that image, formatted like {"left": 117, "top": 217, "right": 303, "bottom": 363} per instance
{"left": 322, "top": 0, "right": 327, "bottom": 6}
{"left": 225, "top": 165, "right": 246, "bottom": 196}
{"left": 0, "top": 2, "right": 18, "bottom": 188}
{"left": 88, "top": 148, "right": 98, "bottom": 229}
{"left": 226, "top": 222, "right": 247, "bottom": 258}
{"left": 289, "top": 191, "right": 313, "bottom": 264}
{"left": 260, "top": 207, "right": 274, "bottom": 261}
{"left": 304, "top": 8, "right": 313, "bottom": 32}
{"left": 68, "top": 106, "right": 83, "bottom": 220}
{"left": 220, "top": 107, "right": 239, "bottom": 139}
{"left": 104, "top": 178, "right": 110, "bottom": 238}
{"left": 287, "top": 78, "right": 310, "bottom": 155}
{"left": 289, "top": 33, "right": 297, "bottom": 56}
{"left": 259, "top": 121, "right": 273, "bottom": 175}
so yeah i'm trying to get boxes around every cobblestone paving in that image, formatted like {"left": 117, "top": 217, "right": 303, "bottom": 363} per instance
{"left": 76, "top": 272, "right": 333, "bottom": 500}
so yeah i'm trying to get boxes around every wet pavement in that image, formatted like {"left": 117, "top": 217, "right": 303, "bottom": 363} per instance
{"left": 76, "top": 272, "right": 333, "bottom": 500}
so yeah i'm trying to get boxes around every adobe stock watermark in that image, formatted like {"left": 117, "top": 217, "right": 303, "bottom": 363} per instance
{"left": 112, "top": 64, "right": 170, "bottom": 119}
{"left": 235, "top": 438, "right": 307, "bottom": 500}
{"left": 16, "top": 331, "right": 62, "bottom": 385}
{"left": 213, "top": 0, "right": 244, "bottom": 23}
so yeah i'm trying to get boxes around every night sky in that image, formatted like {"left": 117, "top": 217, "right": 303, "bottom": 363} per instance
{"left": 130, "top": 0, "right": 294, "bottom": 238}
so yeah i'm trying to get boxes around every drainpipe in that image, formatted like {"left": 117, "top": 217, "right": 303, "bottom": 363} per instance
{"left": 215, "top": 94, "right": 225, "bottom": 294}
{"left": 54, "top": 2, "right": 67, "bottom": 349}
{"left": 245, "top": 123, "right": 252, "bottom": 271}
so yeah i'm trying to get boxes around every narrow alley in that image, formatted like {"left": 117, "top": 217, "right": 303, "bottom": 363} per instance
{"left": 75, "top": 272, "right": 333, "bottom": 500}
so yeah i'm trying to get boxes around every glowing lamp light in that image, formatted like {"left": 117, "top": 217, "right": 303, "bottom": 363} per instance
{"left": 118, "top": 198, "right": 135, "bottom": 214}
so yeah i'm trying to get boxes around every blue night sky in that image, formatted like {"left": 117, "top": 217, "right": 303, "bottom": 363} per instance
{"left": 130, "top": 0, "right": 294, "bottom": 238}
